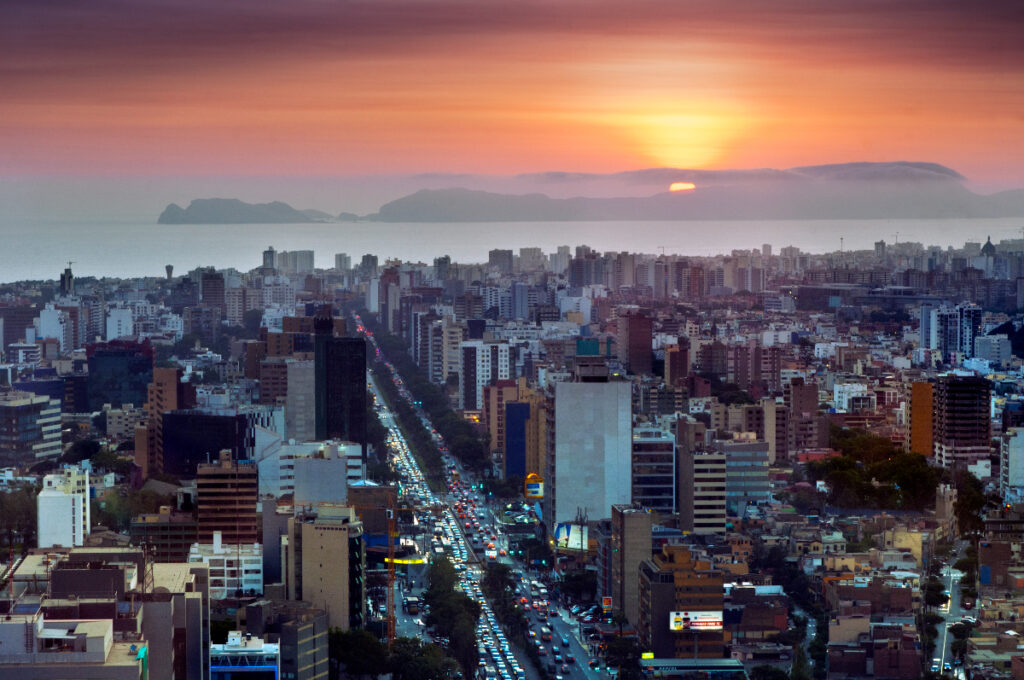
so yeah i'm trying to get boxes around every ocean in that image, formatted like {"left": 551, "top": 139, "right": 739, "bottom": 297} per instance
{"left": 1, "top": 217, "right": 1023, "bottom": 283}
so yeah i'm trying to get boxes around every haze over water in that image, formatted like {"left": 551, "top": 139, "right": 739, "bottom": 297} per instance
{"left": 2, "top": 217, "right": 1022, "bottom": 284}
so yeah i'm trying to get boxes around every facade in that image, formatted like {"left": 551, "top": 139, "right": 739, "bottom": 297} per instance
{"left": 285, "top": 508, "right": 365, "bottom": 631}
{"left": 0, "top": 389, "right": 62, "bottom": 464}
{"left": 637, "top": 544, "right": 726, "bottom": 659}
{"left": 129, "top": 506, "right": 199, "bottom": 563}
{"left": 617, "top": 311, "right": 653, "bottom": 375}
{"left": 285, "top": 359, "right": 315, "bottom": 442}
{"left": 545, "top": 375, "right": 632, "bottom": 530}
{"left": 188, "top": 532, "right": 264, "bottom": 600}
{"left": 631, "top": 427, "right": 676, "bottom": 514}
{"left": 313, "top": 328, "right": 367, "bottom": 460}
{"left": 1000, "top": 428, "right": 1024, "bottom": 503}
{"left": 86, "top": 339, "right": 155, "bottom": 412}
{"left": 459, "top": 339, "right": 512, "bottom": 411}
{"left": 244, "top": 600, "right": 329, "bottom": 680}
{"left": 37, "top": 465, "right": 91, "bottom": 549}
{"left": 210, "top": 631, "right": 279, "bottom": 680}
{"left": 134, "top": 367, "right": 197, "bottom": 478}
{"left": 719, "top": 440, "right": 771, "bottom": 515}
{"left": 196, "top": 451, "right": 259, "bottom": 545}
{"left": 905, "top": 381, "right": 934, "bottom": 457}
{"left": 933, "top": 375, "right": 991, "bottom": 469}
{"left": 160, "top": 410, "right": 249, "bottom": 478}
{"left": 678, "top": 449, "right": 728, "bottom": 535}
{"left": 610, "top": 504, "right": 654, "bottom": 627}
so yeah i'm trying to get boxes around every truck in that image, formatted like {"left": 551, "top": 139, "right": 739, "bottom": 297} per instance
{"left": 405, "top": 596, "right": 420, "bottom": 614}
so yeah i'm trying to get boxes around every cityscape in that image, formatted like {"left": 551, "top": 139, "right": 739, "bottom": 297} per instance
{"left": 2, "top": 237, "right": 1024, "bottom": 680}
{"left": 4, "top": 2, "right": 1024, "bottom": 680}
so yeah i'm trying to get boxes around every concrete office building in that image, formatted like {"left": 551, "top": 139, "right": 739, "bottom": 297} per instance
{"left": 638, "top": 544, "right": 725, "bottom": 659}
{"left": 37, "top": 465, "right": 91, "bottom": 549}
{"left": 285, "top": 507, "right": 365, "bottom": 631}
{"left": 459, "top": 340, "right": 512, "bottom": 411}
{"left": 196, "top": 451, "right": 259, "bottom": 545}
{"left": 3, "top": 546, "right": 211, "bottom": 680}
{"left": 0, "top": 389, "right": 61, "bottom": 465}
{"left": 631, "top": 427, "right": 676, "bottom": 514}
{"left": 244, "top": 600, "right": 329, "bottom": 680}
{"left": 285, "top": 359, "right": 315, "bottom": 442}
{"left": 719, "top": 439, "right": 771, "bottom": 516}
{"left": 313, "top": 321, "right": 367, "bottom": 460}
{"left": 210, "top": 631, "right": 280, "bottom": 680}
{"left": 905, "top": 381, "right": 934, "bottom": 457}
{"left": 189, "top": 532, "right": 264, "bottom": 600}
{"left": 933, "top": 375, "right": 991, "bottom": 469}
{"left": 544, "top": 362, "right": 632, "bottom": 531}
{"left": 610, "top": 504, "right": 654, "bottom": 627}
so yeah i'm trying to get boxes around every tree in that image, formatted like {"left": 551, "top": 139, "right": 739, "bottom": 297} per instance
{"left": 62, "top": 438, "right": 101, "bottom": 464}
{"left": 750, "top": 664, "right": 791, "bottom": 680}
{"left": 328, "top": 628, "right": 385, "bottom": 680}
{"left": 604, "top": 635, "right": 642, "bottom": 680}
{"left": 922, "top": 579, "right": 950, "bottom": 609}
{"left": 791, "top": 645, "right": 813, "bottom": 680}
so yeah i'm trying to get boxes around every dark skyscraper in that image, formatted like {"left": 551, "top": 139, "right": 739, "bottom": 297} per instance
{"left": 314, "top": 317, "right": 367, "bottom": 460}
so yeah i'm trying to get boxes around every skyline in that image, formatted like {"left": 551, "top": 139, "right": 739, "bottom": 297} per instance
{"left": 3, "top": 0, "right": 1024, "bottom": 192}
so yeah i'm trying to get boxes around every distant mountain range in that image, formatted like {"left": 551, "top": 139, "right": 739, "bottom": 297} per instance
{"left": 158, "top": 163, "right": 1024, "bottom": 223}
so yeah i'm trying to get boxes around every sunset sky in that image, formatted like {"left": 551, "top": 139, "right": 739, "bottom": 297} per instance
{"left": 3, "top": 0, "right": 1024, "bottom": 189}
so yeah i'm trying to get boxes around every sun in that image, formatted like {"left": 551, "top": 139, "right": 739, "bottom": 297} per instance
{"left": 669, "top": 182, "right": 696, "bottom": 192}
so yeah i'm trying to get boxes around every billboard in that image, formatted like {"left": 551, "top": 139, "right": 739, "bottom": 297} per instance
{"left": 524, "top": 473, "right": 544, "bottom": 499}
{"left": 554, "top": 523, "right": 588, "bottom": 551}
{"left": 669, "top": 611, "right": 723, "bottom": 632}
{"left": 601, "top": 596, "right": 613, "bottom": 612}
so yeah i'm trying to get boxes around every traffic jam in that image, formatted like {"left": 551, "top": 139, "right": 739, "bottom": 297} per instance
{"left": 359, "top": 312, "right": 604, "bottom": 680}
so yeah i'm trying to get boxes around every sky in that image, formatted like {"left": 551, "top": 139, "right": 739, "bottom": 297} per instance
{"left": 3, "top": 0, "right": 1024, "bottom": 197}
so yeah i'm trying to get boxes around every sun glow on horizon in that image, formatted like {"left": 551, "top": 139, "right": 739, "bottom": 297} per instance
{"left": 669, "top": 182, "right": 696, "bottom": 192}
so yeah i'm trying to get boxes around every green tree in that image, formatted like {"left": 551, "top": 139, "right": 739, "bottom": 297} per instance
{"left": 922, "top": 579, "right": 950, "bottom": 609}
{"left": 791, "top": 645, "right": 813, "bottom": 680}
{"left": 604, "top": 635, "right": 642, "bottom": 680}
{"left": 328, "top": 628, "right": 386, "bottom": 680}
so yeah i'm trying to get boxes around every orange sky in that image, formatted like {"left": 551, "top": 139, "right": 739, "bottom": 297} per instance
{"left": 2, "top": 0, "right": 1023, "bottom": 186}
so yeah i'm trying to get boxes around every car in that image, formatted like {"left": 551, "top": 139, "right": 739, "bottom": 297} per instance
{"left": 561, "top": 635, "right": 570, "bottom": 647}
{"left": 566, "top": 655, "right": 576, "bottom": 664}
{"left": 944, "top": 663, "right": 952, "bottom": 672}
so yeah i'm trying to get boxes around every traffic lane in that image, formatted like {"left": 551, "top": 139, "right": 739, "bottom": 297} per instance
{"left": 546, "top": 612, "right": 600, "bottom": 680}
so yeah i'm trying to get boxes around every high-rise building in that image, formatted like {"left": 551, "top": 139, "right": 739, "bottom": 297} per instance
{"left": 459, "top": 340, "right": 512, "bottom": 411}
{"left": 638, "top": 544, "right": 725, "bottom": 658}
{"left": 610, "top": 504, "right": 653, "bottom": 626}
{"left": 200, "top": 271, "right": 226, "bottom": 312}
{"left": 676, "top": 416, "right": 727, "bottom": 534}
{"left": 196, "top": 451, "right": 259, "bottom": 545}
{"left": 335, "top": 252, "right": 352, "bottom": 271}
{"left": 313, "top": 323, "right": 367, "bottom": 460}
{"left": 1000, "top": 428, "right": 1024, "bottom": 503}
{"left": 285, "top": 359, "right": 316, "bottom": 442}
{"left": 37, "top": 465, "right": 90, "bottom": 548}
{"left": 934, "top": 375, "right": 991, "bottom": 469}
{"left": 631, "top": 427, "right": 676, "bottom": 514}
{"left": 285, "top": 507, "right": 365, "bottom": 631}
{"left": 483, "top": 379, "right": 519, "bottom": 470}
{"left": 189, "top": 531, "right": 263, "bottom": 600}
{"left": 86, "top": 338, "right": 155, "bottom": 412}
{"left": 664, "top": 341, "right": 689, "bottom": 387}
{"left": 905, "top": 381, "right": 934, "bottom": 457}
{"left": 487, "top": 248, "right": 514, "bottom": 274}
{"left": 719, "top": 439, "right": 770, "bottom": 515}
{"left": 0, "top": 389, "right": 61, "bottom": 465}
{"left": 544, "top": 363, "right": 632, "bottom": 531}
{"left": 617, "top": 311, "right": 653, "bottom": 376}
